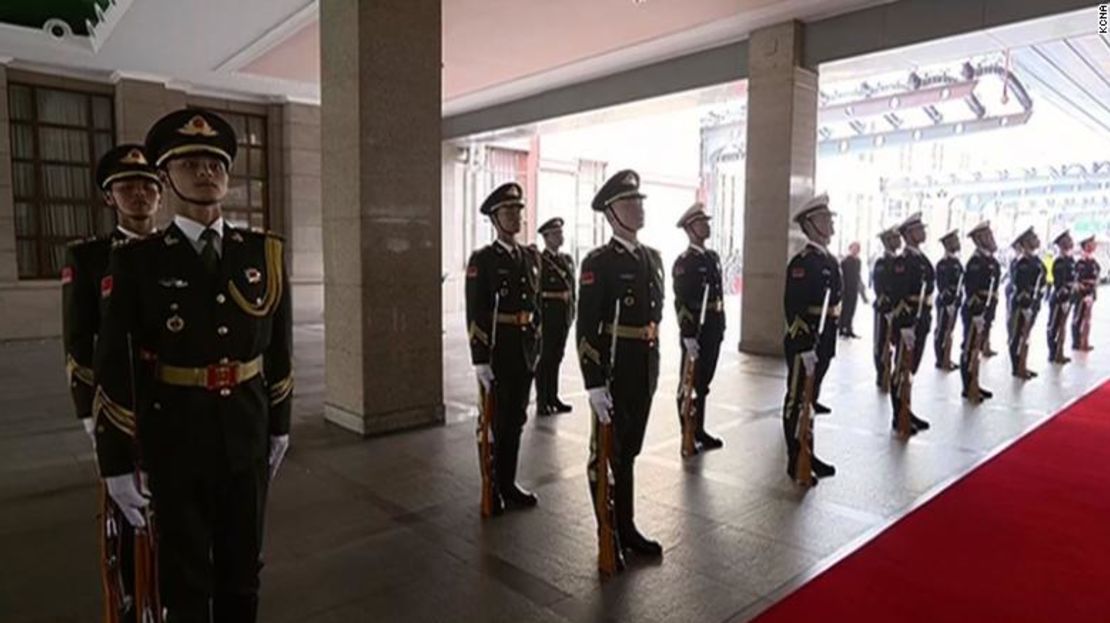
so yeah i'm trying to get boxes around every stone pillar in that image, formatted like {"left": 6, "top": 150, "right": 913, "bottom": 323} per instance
{"left": 113, "top": 76, "right": 186, "bottom": 228}
{"left": 320, "top": 0, "right": 444, "bottom": 434}
{"left": 0, "top": 63, "right": 16, "bottom": 283}
{"left": 740, "top": 21, "right": 818, "bottom": 356}
{"left": 280, "top": 102, "right": 323, "bottom": 324}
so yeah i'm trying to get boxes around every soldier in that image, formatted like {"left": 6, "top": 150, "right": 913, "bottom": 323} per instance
{"left": 872, "top": 228, "right": 902, "bottom": 390}
{"left": 960, "top": 221, "right": 1002, "bottom": 400}
{"left": 782, "top": 193, "right": 841, "bottom": 486}
{"left": 888, "top": 213, "right": 933, "bottom": 433}
{"left": 672, "top": 202, "right": 725, "bottom": 453}
{"left": 1047, "top": 230, "right": 1076, "bottom": 364}
{"left": 63, "top": 144, "right": 162, "bottom": 622}
{"left": 1073, "top": 236, "right": 1100, "bottom": 351}
{"left": 466, "top": 182, "right": 542, "bottom": 511}
{"left": 578, "top": 169, "right": 664, "bottom": 559}
{"left": 93, "top": 109, "right": 293, "bottom": 622}
{"left": 1007, "top": 227, "right": 1046, "bottom": 378}
{"left": 933, "top": 229, "right": 963, "bottom": 371}
{"left": 534, "top": 217, "right": 575, "bottom": 416}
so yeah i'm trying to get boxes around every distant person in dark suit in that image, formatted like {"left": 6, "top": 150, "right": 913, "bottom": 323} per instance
{"left": 838, "top": 242, "right": 868, "bottom": 338}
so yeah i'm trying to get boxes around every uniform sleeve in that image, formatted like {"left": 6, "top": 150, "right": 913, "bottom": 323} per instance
{"left": 783, "top": 255, "right": 818, "bottom": 352}
{"left": 92, "top": 247, "right": 140, "bottom": 477}
{"left": 265, "top": 240, "right": 294, "bottom": 436}
{"left": 1014, "top": 261, "right": 1037, "bottom": 309}
{"left": 890, "top": 257, "right": 916, "bottom": 329}
{"left": 672, "top": 255, "right": 702, "bottom": 338}
{"left": 873, "top": 260, "right": 891, "bottom": 312}
{"left": 465, "top": 251, "right": 493, "bottom": 365}
{"left": 576, "top": 253, "right": 610, "bottom": 389}
{"left": 62, "top": 245, "right": 97, "bottom": 420}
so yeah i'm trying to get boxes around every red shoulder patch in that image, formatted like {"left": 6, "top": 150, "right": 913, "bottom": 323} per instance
{"left": 791, "top": 267, "right": 805, "bottom": 278}
{"left": 100, "top": 275, "right": 113, "bottom": 298}
{"left": 894, "top": 264, "right": 905, "bottom": 273}
{"left": 60, "top": 266, "right": 74, "bottom": 285}
{"left": 675, "top": 266, "right": 686, "bottom": 276}
{"left": 581, "top": 271, "right": 595, "bottom": 286}
{"left": 466, "top": 265, "right": 478, "bottom": 278}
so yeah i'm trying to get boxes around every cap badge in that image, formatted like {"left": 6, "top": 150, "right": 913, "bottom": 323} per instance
{"left": 121, "top": 149, "right": 148, "bottom": 165}
{"left": 177, "top": 115, "right": 219, "bottom": 137}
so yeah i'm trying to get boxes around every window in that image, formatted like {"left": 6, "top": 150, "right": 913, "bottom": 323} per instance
{"left": 197, "top": 109, "right": 268, "bottom": 230}
{"left": 8, "top": 83, "right": 115, "bottom": 279}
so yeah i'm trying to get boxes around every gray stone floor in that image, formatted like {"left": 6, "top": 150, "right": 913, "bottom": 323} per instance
{"left": 2, "top": 297, "right": 1108, "bottom": 622}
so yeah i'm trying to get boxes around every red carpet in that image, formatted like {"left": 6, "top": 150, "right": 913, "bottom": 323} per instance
{"left": 754, "top": 381, "right": 1110, "bottom": 623}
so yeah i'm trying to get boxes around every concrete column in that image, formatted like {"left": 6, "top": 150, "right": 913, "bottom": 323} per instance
{"left": 280, "top": 102, "right": 323, "bottom": 324}
{"left": 0, "top": 63, "right": 16, "bottom": 283}
{"left": 320, "top": 0, "right": 444, "bottom": 434}
{"left": 113, "top": 76, "right": 186, "bottom": 143}
{"left": 740, "top": 21, "right": 818, "bottom": 356}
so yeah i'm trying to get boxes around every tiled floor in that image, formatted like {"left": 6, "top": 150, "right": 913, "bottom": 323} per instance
{"left": 2, "top": 296, "right": 1107, "bottom": 622}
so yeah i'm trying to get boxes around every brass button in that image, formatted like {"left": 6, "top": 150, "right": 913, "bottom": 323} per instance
{"left": 217, "top": 326, "right": 229, "bottom": 336}
{"left": 219, "top": 357, "right": 229, "bottom": 364}
{"left": 153, "top": 402, "right": 161, "bottom": 410}
{"left": 219, "top": 388, "right": 231, "bottom": 397}
{"left": 216, "top": 293, "right": 226, "bottom": 304}
{"left": 170, "top": 303, "right": 179, "bottom": 311}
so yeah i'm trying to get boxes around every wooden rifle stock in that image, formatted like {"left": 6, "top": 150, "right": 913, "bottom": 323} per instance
{"left": 133, "top": 503, "right": 162, "bottom": 623}
{"left": 1018, "top": 272, "right": 1041, "bottom": 376}
{"left": 477, "top": 294, "right": 500, "bottom": 518}
{"left": 596, "top": 300, "right": 623, "bottom": 575}
{"left": 794, "top": 287, "right": 829, "bottom": 486}
{"left": 99, "top": 485, "right": 127, "bottom": 623}
{"left": 680, "top": 283, "right": 710, "bottom": 458}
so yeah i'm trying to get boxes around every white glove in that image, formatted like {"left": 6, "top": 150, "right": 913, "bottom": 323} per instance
{"left": 268, "top": 434, "right": 290, "bottom": 481}
{"left": 947, "top": 305, "right": 957, "bottom": 317}
{"left": 901, "top": 328, "right": 916, "bottom": 349}
{"left": 105, "top": 473, "right": 149, "bottom": 528}
{"left": 884, "top": 312, "right": 894, "bottom": 324}
{"left": 81, "top": 417, "right": 96, "bottom": 448}
{"left": 588, "top": 387, "right": 613, "bottom": 424}
{"left": 800, "top": 350, "right": 818, "bottom": 375}
{"left": 972, "top": 316, "right": 986, "bottom": 332}
{"left": 683, "top": 338, "right": 700, "bottom": 359}
{"left": 1020, "top": 308, "right": 1033, "bottom": 321}
{"left": 475, "top": 364, "right": 494, "bottom": 392}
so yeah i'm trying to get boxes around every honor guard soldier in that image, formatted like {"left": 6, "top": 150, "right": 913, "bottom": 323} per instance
{"left": 933, "top": 229, "right": 963, "bottom": 371}
{"left": 782, "top": 193, "right": 841, "bottom": 486}
{"left": 467, "top": 182, "right": 542, "bottom": 511}
{"left": 535, "top": 217, "right": 575, "bottom": 416}
{"left": 888, "top": 213, "right": 933, "bottom": 434}
{"left": 960, "top": 221, "right": 1002, "bottom": 400}
{"left": 1073, "top": 236, "right": 1100, "bottom": 351}
{"left": 1007, "top": 227, "right": 1046, "bottom": 378}
{"left": 1047, "top": 230, "right": 1076, "bottom": 364}
{"left": 93, "top": 109, "right": 293, "bottom": 622}
{"left": 578, "top": 169, "right": 665, "bottom": 559}
{"left": 872, "top": 228, "right": 902, "bottom": 390}
{"left": 672, "top": 202, "right": 725, "bottom": 453}
{"left": 64, "top": 144, "right": 162, "bottom": 622}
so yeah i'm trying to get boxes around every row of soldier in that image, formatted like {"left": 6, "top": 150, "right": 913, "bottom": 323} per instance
{"left": 465, "top": 175, "right": 1101, "bottom": 576}
{"left": 63, "top": 109, "right": 292, "bottom": 622}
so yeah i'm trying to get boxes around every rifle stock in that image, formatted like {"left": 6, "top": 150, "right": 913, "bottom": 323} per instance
{"left": 595, "top": 419, "right": 619, "bottom": 575}
{"left": 794, "top": 371, "right": 815, "bottom": 486}
{"left": 477, "top": 383, "right": 495, "bottom": 518}
{"left": 679, "top": 352, "right": 698, "bottom": 457}
{"left": 133, "top": 507, "right": 162, "bottom": 623}
{"left": 99, "top": 486, "right": 127, "bottom": 623}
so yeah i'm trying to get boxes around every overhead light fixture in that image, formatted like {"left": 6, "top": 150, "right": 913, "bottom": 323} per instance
{"left": 873, "top": 136, "right": 885, "bottom": 146}
{"left": 954, "top": 122, "right": 965, "bottom": 134}
{"left": 940, "top": 87, "right": 951, "bottom": 99}
{"left": 912, "top": 129, "right": 923, "bottom": 140}
{"left": 889, "top": 96, "right": 900, "bottom": 109}
{"left": 838, "top": 141, "right": 849, "bottom": 153}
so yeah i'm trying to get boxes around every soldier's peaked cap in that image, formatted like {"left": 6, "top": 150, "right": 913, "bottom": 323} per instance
{"left": 480, "top": 182, "right": 525, "bottom": 215}
{"left": 1053, "top": 230, "right": 1072, "bottom": 246}
{"left": 1080, "top": 235, "right": 1096, "bottom": 246}
{"left": 878, "top": 227, "right": 901, "bottom": 240}
{"left": 145, "top": 108, "right": 237, "bottom": 169}
{"left": 592, "top": 169, "right": 646, "bottom": 211}
{"left": 1012, "top": 226, "right": 1037, "bottom": 248}
{"left": 538, "top": 217, "right": 564, "bottom": 234}
{"left": 940, "top": 229, "right": 960, "bottom": 245}
{"left": 791, "top": 193, "right": 834, "bottom": 225}
{"left": 676, "top": 202, "right": 710, "bottom": 228}
{"left": 967, "top": 221, "right": 992, "bottom": 238}
{"left": 898, "top": 211, "right": 924, "bottom": 233}
{"left": 95, "top": 144, "right": 161, "bottom": 190}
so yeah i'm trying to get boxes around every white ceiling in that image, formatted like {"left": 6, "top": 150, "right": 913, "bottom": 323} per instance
{"left": 0, "top": 0, "right": 890, "bottom": 112}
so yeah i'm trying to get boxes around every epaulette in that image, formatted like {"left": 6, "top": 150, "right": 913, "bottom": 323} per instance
{"left": 248, "top": 226, "right": 285, "bottom": 241}
{"left": 66, "top": 235, "right": 100, "bottom": 248}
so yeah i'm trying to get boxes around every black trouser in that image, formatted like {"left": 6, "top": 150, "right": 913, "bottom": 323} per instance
{"left": 959, "top": 307, "right": 983, "bottom": 393}
{"left": 492, "top": 336, "right": 533, "bottom": 494}
{"left": 535, "top": 300, "right": 570, "bottom": 406}
{"left": 1047, "top": 295, "right": 1070, "bottom": 360}
{"left": 934, "top": 301, "right": 959, "bottom": 365}
{"left": 782, "top": 346, "right": 831, "bottom": 472}
{"left": 873, "top": 308, "right": 893, "bottom": 384}
{"left": 675, "top": 332, "right": 723, "bottom": 436}
{"left": 1009, "top": 305, "right": 1036, "bottom": 371}
{"left": 588, "top": 345, "right": 658, "bottom": 540}
{"left": 890, "top": 314, "right": 931, "bottom": 418}
{"left": 839, "top": 293, "right": 858, "bottom": 335}
{"left": 1073, "top": 295, "right": 1093, "bottom": 346}
{"left": 151, "top": 458, "right": 268, "bottom": 623}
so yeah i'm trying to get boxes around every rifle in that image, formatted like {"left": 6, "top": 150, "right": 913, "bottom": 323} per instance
{"left": 125, "top": 332, "right": 163, "bottom": 622}
{"left": 595, "top": 300, "right": 623, "bottom": 575}
{"left": 1052, "top": 288, "right": 1073, "bottom": 362}
{"left": 1080, "top": 295, "right": 1094, "bottom": 350}
{"left": 896, "top": 281, "right": 927, "bottom": 438}
{"left": 968, "top": 276, "right": 996, "bottom": 403}
{"left": 477, "top": 294, "right": 500, "bottom": 518}
{"left": 1017, "top": 271, "right": 1041, "bottom": 376}
{"left": 99, "top": 486, "right": 130, "bottom": 623}
{"left": 794, "top": 287, "right": 830, "bottom": 487}
{"left": 679, "top": 282, "right": 710, "bottom": 458}
{"left": 942, "top": 270, "right": 964, "bottom": 368}
{"left": 879, "top": 300, "right": 894, "bottom": 393}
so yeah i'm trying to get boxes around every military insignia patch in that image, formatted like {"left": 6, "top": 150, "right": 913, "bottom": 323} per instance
{"left": 894, "top": 264, "right": 905, "bottom": 273}
{"left": 178, "top": 115, "right": 219, "bottom": 137}
{"left": 624, "top": 295, "right": 635, "bottom": 307}
{"left": 581, "top": 271, "right": 595, "bottom": 285}
{"left": 466, "top": 265, "right": 478, "bottom": 278}
{"left": 100, "top": 275, "right": 113, "bottom": 298}
{"left": 166, "top": 315, "right": 185, "bottom": 333}
{"left": 506, "top": 185, "right": 521, "bottom": 198}
{"left": 61, "top": 266, "right": 74, "bottom": 285}
{"left": 622, "top": 171, "right": 638, "bottom": 186}
{"left": 245, "top": 268, "right": 262, "bottom": 284}
{"left": 675, "top": 266, "right": 685, "bottom": 276}
{"left": 791, "top": 267, "right": 805, "bottom": 278}
{"left": 120, "top": 149, "right": 147, "bottom": 165}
